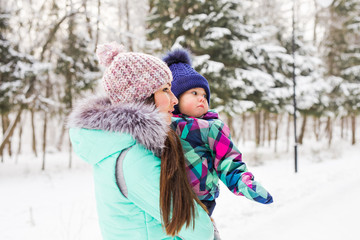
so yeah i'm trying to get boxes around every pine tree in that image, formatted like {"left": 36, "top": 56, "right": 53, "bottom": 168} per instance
{"left": 52, "top": 3, "right": 100, "bottom": 168}
{"left": 55, "top": 16, "right": 100, "bottom": 115}
{"left": 148, "top": 0, "right": 284, "bottom": 113}
{"left": 0, "top": 10, "right": 24, "bottom": 114}
{"left": 0, "top": 8, "right": 45, "bottom": 156}
{"left": 321, "top": 0, "right": 360, "bottom": 144}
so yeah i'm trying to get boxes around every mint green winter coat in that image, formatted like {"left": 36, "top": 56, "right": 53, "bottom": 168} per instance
{"left": 68, "top": 97, "right": 214, "bottom": 240}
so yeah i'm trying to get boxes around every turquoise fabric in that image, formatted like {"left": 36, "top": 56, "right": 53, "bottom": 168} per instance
{"left": 70, "top": 128, "right": 213, "bottom": 240}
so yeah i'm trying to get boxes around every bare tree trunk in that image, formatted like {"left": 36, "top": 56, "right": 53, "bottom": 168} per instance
{"left": 69, "top": 136, "right": 72, "bottom": 169}
{"left": 261, "top": 111, "right": 267, "bottom": 146}
{"left": 247, "top": 114, "right": 252, "bottom": 144}
{"left": 240, "top": 114, "right": 246, "bottom": 143}
{"left": 82, "top": 0, "right": 93, "bottom": 38}
{"left": 56, "top": 122, "right": 66, "bottom": 151}
{"left": 298, "top": 114, "right": 307, "bottom": 145}
{"left": 2, "top": 114, "right": 12, "bottom": 157}
{"left": 117, "top": 0, "right": 124, "bottom": 43}
{"left": 226, "top": 115, "right": 236, "bottom": 141}
{"left": 94, "top": 0, "right": 101, "bottom": 52}
{"left": 31, "top": 109, "right": 38, "bottom": 157}
{"left": 313, "top": 116, "right": 320, "bottom": 141}
{"left": 325, "top": 116, "right": 333, "bottom": 147}
{"left": 267, "top": 113, "right": 272, "bottom": 147}
{"left": 41, "top": 111, "right": 48, "bottom": 171}
{"left": 344, "top": 116, "right": 349, "bottom": 139}
{"left": 125, "top": 0, "right": 133, "bottom": 51}
{"left": 351, "top": 114, "right": 356, "bottom": 145}
{"left": 0, "top": 109, "right": 22, "bottom": 157}
{"left": 15, "top": 114, "right": 23, "bottom": 163}
{"left": 286, "top": 113, "right": 291, "bottom": 152}
{"left": 1, "top": 114, "right": 7, "bottom": 162}
{"left": 274, "top": 113, "right": 281, "bottom": 153}
{"left": 41, "top": 69, "right": 52, "bottom": 171}
{"left": 313, "top": 0, "right": 319, "bottom": 45}
{"left": 255, "top": 112, "right": 261, "bottom": 147}
{"left": 340, "top": 116, "right": 344, "bottom": 139}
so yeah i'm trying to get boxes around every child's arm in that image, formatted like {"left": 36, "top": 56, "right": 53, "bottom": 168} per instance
{"left": 208, "top": 120, "right": 273, "bottom": 204}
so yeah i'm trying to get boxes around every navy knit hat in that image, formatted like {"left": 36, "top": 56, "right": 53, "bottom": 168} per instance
{"left": 162, "top": 49, "right": 210, "bottom": 114}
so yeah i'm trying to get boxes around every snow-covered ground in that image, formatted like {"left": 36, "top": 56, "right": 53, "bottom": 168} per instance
{"left": 1, "top": 139, "right": 359, "bottom": 240}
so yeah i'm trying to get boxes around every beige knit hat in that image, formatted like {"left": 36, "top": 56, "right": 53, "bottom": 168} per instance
{"left": 96, "top": 42, "right": 172, "bottom": 104}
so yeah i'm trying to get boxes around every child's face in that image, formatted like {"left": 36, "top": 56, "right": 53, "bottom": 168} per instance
{"left": 178, "top": 88, "right": 209, "bottom": 118}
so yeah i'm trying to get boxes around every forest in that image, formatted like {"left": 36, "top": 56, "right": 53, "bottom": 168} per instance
{"left": 1, "top": 0, "right": 359, "bottom": 169}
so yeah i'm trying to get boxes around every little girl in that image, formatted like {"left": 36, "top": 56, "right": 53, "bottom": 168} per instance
{"left": 163, "top": 49, "right": 273, "bottom": 217}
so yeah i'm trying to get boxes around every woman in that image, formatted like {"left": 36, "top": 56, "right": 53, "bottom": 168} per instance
{"left": 67, "top": 42, "right": 213, "bottom": 240}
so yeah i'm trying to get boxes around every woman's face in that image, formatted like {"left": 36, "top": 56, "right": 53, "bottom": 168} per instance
{"left": 154, "top": 82, "right": 178, "bottom": 124}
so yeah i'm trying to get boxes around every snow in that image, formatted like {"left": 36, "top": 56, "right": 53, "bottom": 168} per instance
{"left": 342, "top": 65, "right": 360, "bottom": 76}
{"left": 258, "top": 44, "right": 287, "bottom": 54}
{"left": 236, "top": 68, "right": 275, "bottom": 92}
{"left": 315, "top": 0, "right": 332, "bottom": 8}
{"left": 205, "top": 27, "right": 232, "bottom": 40}
{"left": 193, "top": 54, "right": 211, "bottom": 67}
{"left": 214, "top": 140, "right": 360, "bottom": 240}
{"left": 0, "top": 155, "right": 99, "bottom": 240}
{"left": 165, "top": 17, "right": 180, "bottom": 29}
{"left": 204, "top": 60, "right": 224, "bottom": 74}
{"left": 183, "top": 14, "right": 208, "bottom": 30}
{"left": 0, "top": 80, "right": 22, "bottom": 91}
{"left": 1, "top": 138, "right": 359, "bottom": 240}
{"left": 232, "top": 100, "right": 256, "bottom": 114}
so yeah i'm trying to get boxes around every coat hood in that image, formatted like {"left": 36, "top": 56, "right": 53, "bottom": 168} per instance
{"left": 67, "top": 96, "right": 168, "bottom": 162}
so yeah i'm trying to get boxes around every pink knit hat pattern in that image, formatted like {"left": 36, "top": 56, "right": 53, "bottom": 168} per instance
{"left": 96, "top": 42, "right": 172, "bottom": 104}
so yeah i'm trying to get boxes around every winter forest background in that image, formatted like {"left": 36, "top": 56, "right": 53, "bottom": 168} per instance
{"left": 1, "top": 0, "right": 360, "bottom": 165}
{"left": 1, "top": 0, "right": 360, "bottom": 239}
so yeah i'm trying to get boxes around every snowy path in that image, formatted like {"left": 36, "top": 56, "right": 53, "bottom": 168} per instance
{"left": 1, "top": 143, "right": 359, "bottom": 240}
{"left": 214, "top": 146, "right": 360, "bottom": 240}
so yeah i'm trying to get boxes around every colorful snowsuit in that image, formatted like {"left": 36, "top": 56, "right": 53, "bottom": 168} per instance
{"left": 171, "top": 110, "right": 273, "bottom": 204}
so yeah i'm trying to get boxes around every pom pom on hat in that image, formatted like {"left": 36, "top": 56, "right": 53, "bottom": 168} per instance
{"left": 163, "top": 49, "right": 192, "bottom": 66}
{"left": 162, "top": 49, "right": 210, "bottom": 114}
{"left": 96, "top": 42, "right": 126, "bottom": 67}
{"left": 96, "top": 42, "right": 172, "bottom": 104}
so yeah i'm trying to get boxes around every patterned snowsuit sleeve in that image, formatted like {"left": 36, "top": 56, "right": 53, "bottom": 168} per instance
{"left": 208, "top": 120, "right": 273, "bottom": 204}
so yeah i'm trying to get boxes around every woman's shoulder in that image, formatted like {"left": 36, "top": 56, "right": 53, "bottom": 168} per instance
{"left": 68, "top": 96, "right": 168, "bottom": 156}
{"left": 126, "top": 143, "right": 160, "bottom": 160}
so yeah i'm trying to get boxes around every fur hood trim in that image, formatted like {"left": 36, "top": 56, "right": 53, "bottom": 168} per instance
{"left": 67, "top": 96, "right": 168, "bottom": 156}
